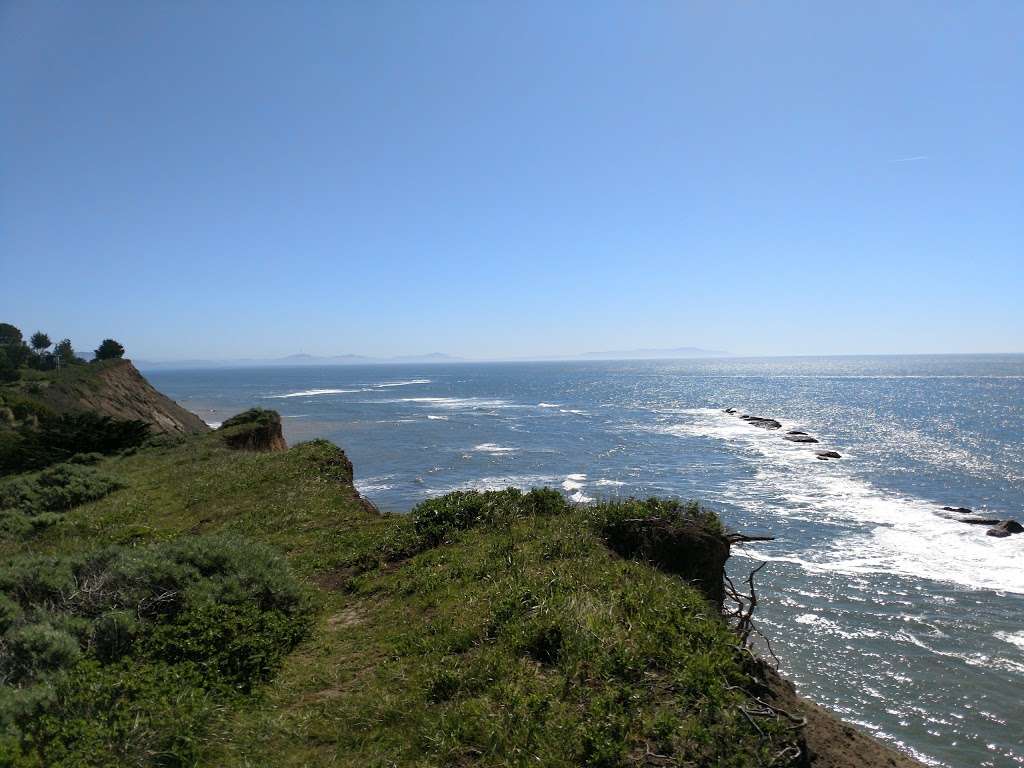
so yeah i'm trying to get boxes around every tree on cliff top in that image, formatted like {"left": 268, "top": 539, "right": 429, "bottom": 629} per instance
{"left": 30, "top": 332, "right": 52, "bottom": 352}
{"left": 54, "top": 339, "right": 84, "bottom": 366}
{"left": 94, "top": 339, "right": 126, "bottom": 361}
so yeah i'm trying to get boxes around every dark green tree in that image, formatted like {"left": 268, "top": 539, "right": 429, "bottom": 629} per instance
{"left": 0, "top": 323, "right": 23, "bottom": 346}
{"left": 0, "top": 323, "right": 29, "bottom": 369}
{"left": 30, "top": 332, "right": 52, "bottom": 352}
{"left": 93, "top": 339, "right": 125, "bottom": 361}
{"left": 54, "top": 339, "right": 84, "bottom": 366}
{"left": 0, "top": 347, "right": 17, "bottom": 383}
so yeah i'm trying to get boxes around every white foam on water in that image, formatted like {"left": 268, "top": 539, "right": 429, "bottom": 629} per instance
{"left": 561, "top": 474, "right": 585, "bottom": 490}
{"left": 898, "top": 631, "right": 1024, "bottom": 676}
{"left": 355, "top": 476, "right": 395, "bottom": 494}
{"left": 205, "top": 420, "right": 222, "bottom": 428}
{"left": 393, "top": 396, "right": 518, "bottom": 410}
{"left": 560, "top": 409, "right": 590, "bottom": 416}
{"left": 427, "top": 415, "right": 448, "bottom": 420}
{"left": 538, "top": 402, "right": 561, "bottom": 408}
{"left": 995, "top": 631, "right": 1024, "bottom": 653}
{"left": 268, "top": 388, "right": 364, "bottom": 398}
{"left": 425, "top": 474, "right": 561, "bottom": 494}
{"left": 473, "top": 443, "right": 517, "bottom": 454}
{"left": 662, "top": 408, "right": 1024, "bottom": 595}
{"left": 373, "top": 379, "right": 432, "bottom": 388}
{"left": 594, "top": 479, "right": 626, "bottom": 487}
{"left": 569, "top": 490, "right": 595, "bottom": 503}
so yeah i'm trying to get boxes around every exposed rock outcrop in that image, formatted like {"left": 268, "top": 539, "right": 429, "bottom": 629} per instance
{"left": 741, "top": 415, "right": 783, "bottom": 430}
{"left": 987, "top": 520, "right": 1024, "bottom": 538}
{"left": 958, "top": 517, "right": 1001, "bottom": 525}
{"left": 217, "top": 408, "right": 288, "bottom": 451}
{"left": 785, "top": 434, "right": 820, "bottom": 443}
{"left": 816, "top": 451, "right": 842, "bottom": 459}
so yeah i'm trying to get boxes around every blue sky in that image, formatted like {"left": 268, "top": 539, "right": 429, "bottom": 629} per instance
{"left": 2, "top": 2, "right": 1021, "bottom": 360}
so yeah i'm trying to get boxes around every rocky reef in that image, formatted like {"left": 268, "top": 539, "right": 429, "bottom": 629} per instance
{"left": 725, "top": 407, "right": 1022, "bottom": 537}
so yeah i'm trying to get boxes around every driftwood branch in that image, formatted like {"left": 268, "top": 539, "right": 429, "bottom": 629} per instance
{"left": 726, "top": 532, "right": 776, "bottom": 544}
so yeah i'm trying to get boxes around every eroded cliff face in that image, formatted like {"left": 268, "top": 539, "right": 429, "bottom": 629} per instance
{"left": 15, "top": 359, "right": 209, "bottom": 435}
{"left": 217, "top": 408, "right": 288, "bottom": 452}
{"left": 602, "top": 516, "right": 730, "bottom": 608}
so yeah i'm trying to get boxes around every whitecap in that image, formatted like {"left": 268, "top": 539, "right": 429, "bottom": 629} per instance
{"left": 424, "top": 474, "right": 560, "bottom": 494}
{"left": 374, "top": 379, "right": 432, "bottom": 388}
{"left": 427, "top": 415, "right": 448, "bottom": 420}
{"left": 356, "top": 476, "right": 395, "bottom": 494}
{"left": 268, "top": 388, "right": 363, "bottom": 398}
{"left": 594, "top": 479, "right": 626, "bottom": 487}
{"left": 538, "top": 402, "right": 561, "bottom": 408}
{"left": 393, "top": 396, "right": 518, "bottom": 410}
{"left": 562, "top": 474, "right": 587, "bottom": 492}
{"left": 995, "top": 631, "right": 1024, "bottom": 653}
{"left": 568, "top": 490, "right": 595, "bottom": 503}
{"left": 473, "top": 443, "right": 517, "bottom": 454}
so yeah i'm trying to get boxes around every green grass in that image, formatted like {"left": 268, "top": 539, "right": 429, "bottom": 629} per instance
{"left": 0, "top": 431, "right": 799, "bottom": 767}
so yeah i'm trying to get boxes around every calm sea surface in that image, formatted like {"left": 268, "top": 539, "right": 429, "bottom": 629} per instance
{"left": 148, "top": 355, "right": 1024, "bottom": 767}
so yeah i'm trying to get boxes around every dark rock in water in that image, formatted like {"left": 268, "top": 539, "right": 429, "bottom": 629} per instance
{"left": 785, "top": 434, "right": 819, "bottom": 443}
{"left": 816, "top": 450, "right": 841, "bottom": 459}
{"left": 741, "top": 416, "right": 782, "bottom": 430}
{"left": 987, "top": 520, "right": 1024, "bottom": 538}
{"left": 816, "top": 455, "right": 830, "bottom": 460}
{"left": 787, "top": 430, "right": 808, "bottom": 435}
{"left": 724, "top": 407, "right": 737, "bottom": 414}
{"left": 942, "top": 506, "right": 973, "bottom": 514}
{"left": 959, "top": 517, "right": 1002, "bottom": 525}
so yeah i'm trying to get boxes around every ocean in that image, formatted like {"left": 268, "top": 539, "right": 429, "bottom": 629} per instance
{"left": 147, "top": 354, "right": 1024, "bottom": 767}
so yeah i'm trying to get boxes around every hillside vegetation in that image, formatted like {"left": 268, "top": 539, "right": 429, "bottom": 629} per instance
{"left": 0, "top": 419, "right": 815, "bottom": 767}
{"left": 0, "top": 359, "right": 923, "bottom": 768}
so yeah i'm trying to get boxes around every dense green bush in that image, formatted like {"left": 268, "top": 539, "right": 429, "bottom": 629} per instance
{"left": 0, "top": 463, "right": 123, "bottom": 537}
{"left": 0, "top": 412, "right": 150, "bottom": 475}
{"left": 0, "top": 535, "right": 312, "bottom": 766}
{"left": 411, "top": 487, "right": 568, "bottom": 545}
{"left": 591, "top": 496, "right": 724, "bottom": 537}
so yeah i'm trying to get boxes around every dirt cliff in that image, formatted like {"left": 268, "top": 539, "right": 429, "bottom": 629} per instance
{"left": 11, "top": 359, "right": 209, "bottom": 435}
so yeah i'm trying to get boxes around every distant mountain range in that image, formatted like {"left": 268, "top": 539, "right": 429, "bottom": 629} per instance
{"left": 135, "top": 347, "right": 731, "bottom": 370}
{"left": 134, "top": 352, "right": 465, "bottom": 370}
{"left": 569, "top": 346, "right": 731, "bottom": 361}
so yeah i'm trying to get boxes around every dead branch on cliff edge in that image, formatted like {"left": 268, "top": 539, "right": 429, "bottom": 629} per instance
{"left": 724, "top": 560, "right": 766, "bottom": 646}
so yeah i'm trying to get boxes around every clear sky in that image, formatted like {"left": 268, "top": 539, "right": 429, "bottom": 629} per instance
{"left": 2, "top": 2, "right": 1021, "bottom": 360}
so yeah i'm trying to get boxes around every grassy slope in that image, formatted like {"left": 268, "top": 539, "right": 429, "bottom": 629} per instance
{"left": 4, "top": 433, "right": 798, "bottom": 767}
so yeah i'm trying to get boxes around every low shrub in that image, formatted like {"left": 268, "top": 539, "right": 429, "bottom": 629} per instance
{"left": 410, "top": 487, "right": 569, "bottom": 546}
{"left": 0, "top": 535, "right": 312, "bottom": 765}
{"left": 0, "top": 463, "right": 122, "bottom": 537}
